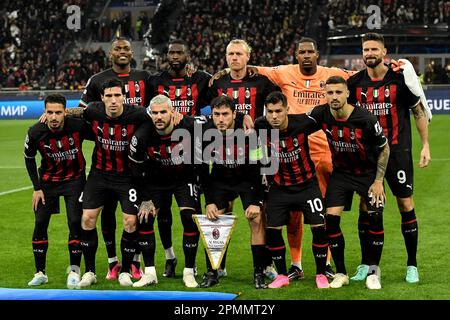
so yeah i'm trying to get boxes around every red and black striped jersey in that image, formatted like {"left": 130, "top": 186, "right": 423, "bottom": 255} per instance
{"left": 83, "top": 102, "right": 151, "bottom": 176}
{"left": 24, "top": 118, "right": 92, "bottom": 183}
{"left": 307, "top": 104, "right": 388, "bottom": 175}
{"left": 201, "top": 113, "right": 258, "bottom": 181}
{"left": 79, "top": 68, "right": 152, "bottom": 108}
{"left": 148, "top": 70, "right": 212, "bottom": 116}
{"left": 347, "top": 67, "right": 419, "bottom": 152}
{"left": 210, "top": 74, "right": 279, "bottom": 120}
{"left": 255, "top": 114, "right": 317, "bottom": 187}
{"left": 129, "top": 116, "right": 198, "bottom": 184}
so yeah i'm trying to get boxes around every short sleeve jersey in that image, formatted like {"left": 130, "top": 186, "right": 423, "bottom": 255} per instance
{"left": 257, "top": 64, "right": 354, "bottom": 154}
{"left": 83, "top": 102, "right": 150, "bottom": 175}
{"left": 80, "top": 68, "right": 152, "bottom": 108}
{"left": 24, "top": 117, "right": 92, "bottom": 182}
{"left": 255, "top": 114, "right": 318, "bottom": 187}
{"left": 347, "top": 67, "right": 420, "bottom": 152}
{"left": 148, "top": 70, "right": 212, "bottom": 116}
{"left": 307, "top": 104, "right": 388, "bottom": 175}
{"left": 210, "top": 73, "right": 279, "bottom": 120}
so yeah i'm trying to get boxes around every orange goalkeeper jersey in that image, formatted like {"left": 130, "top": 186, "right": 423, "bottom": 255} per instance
{"left": 257, "top": 64, "right": 355, "bottom": 155}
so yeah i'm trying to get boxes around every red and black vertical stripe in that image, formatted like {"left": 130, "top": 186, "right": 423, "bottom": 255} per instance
{"left": 274, "top": 133, "right": 314, "bottom": 186}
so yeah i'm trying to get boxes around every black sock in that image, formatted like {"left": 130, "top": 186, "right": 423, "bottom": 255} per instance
{"left": 251, "top": 244, "right": 266, "bottom": 274}
{"left": 266, "top": 228, "right": 287, "bottom": 275}
{"left": 68, "top": 234, "right": 82, "bottom": 267}
{"left": 80, "top": 228, "right": 98, "bottom": 273}
{"left": 326, "top": 215, "right": 346, "bottom": 275}
{"left": 263, "top": 245, "right": 273, "bottom": 268}
{"left": 311, "top": 225, "right": 328, "bottom": 275}
{"left": 368, "top": 211, "right": 384, "bottom": 267}
{"left": 157, "top": 207, "right": 173, "bottom": 250}
{"left": 32, "top": 236, "right": 48, "bottom": 273}
{"left": 183, "top": 232, "right": 199, "bottom": 268}
{"left": 101, "top": 205, "right": 117, "bottom": 259}
{"left": 120, "top": 230, "right": 137, "bottom": 273}
{"left": 101, "top": 228, "right": 116, "bottom": 259}
{"left": 204, "top": 249, "right": 214, "bottom": 272}
{"left": 358, "top": 210, "right": 370, "bottom": 265}
{"left": 401, "top": 209, "right": 418, "bottom": 266}
{"left": 220, "top": 241, "right": 230, "bottom": 270}
{"left": 138, "top": 219, "right": 156, "bottom": 267}
{"left": 181, "top": 209, "right": 199, "bottom": 268}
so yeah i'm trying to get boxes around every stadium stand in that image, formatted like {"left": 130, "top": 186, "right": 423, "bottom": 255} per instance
{"left": 0, "top": 0, "right": 448, "bottom": 90}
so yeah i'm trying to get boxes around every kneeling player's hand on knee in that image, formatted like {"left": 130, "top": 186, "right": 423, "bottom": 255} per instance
{"left": 205, "top": 204, "right": 220, "bottom": 221}
{"left": 32, "top": 190, "right": 45, "bottom": 211}
{"left": 368, "top": 180, "right": 385, "bottom": 208}
{"left": 245, "top": 205, "right": 260, "bottom": 220}
{"left": 138, "top": 200, "right": 156, "bottom": 223}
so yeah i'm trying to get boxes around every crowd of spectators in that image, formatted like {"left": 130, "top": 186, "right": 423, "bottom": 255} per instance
{"left": 47, "top": 47, "right": 108, "bottom": 90}
{"left": 170, "top": 0, "right": 311, "bottom": 75}
{"left": 327, "top": 0, "right": 450, "bottom": 31}
{"left": 423, "top": 61, "right": 450, "bottom": 84}
{"left": 0, "top": 0, "right": 94, "bottom": 90}
{"left": 1, "top": 0, "right": 449, "bottom": 90}
{"left": 89, "top": 11, "right": 150, "bottom": 42}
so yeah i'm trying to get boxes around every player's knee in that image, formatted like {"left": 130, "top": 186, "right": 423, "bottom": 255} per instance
{"left": 32, "top": 228, "right": 47, "bottom": 240}
{"left": 359, "top": 197, "right": 368, "bottom": 211}
{"left": 34, "top": 215, "right": 50, "bottom": 233}
{"left": 101, "top": 213, "right": 117, "bottom": 230}
{"left": 325, "top": 214, "right": 341, "bottom": 235}
{"left": 368, "top": 209, "right": 384, "bottom": 232}
{"left": 396, "top": 196, "right": 414, "bottom": 212}
{"left": 180, "top": 208, "right": 197, "bottom": 232}
{"left": 122, "top": 214, "right": 137, "bottom": 232}
{"left": 311, "top": 224, "right": 327, "bottom": 242}
{"left": 249, "top": 213, "right": 263, "bottom": 231}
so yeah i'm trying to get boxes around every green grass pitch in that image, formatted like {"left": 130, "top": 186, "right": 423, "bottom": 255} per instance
{"left": 0, "top": 117, "right": 449, "bottom": 300}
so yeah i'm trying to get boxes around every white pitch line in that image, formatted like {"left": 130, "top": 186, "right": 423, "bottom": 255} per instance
{"left": 0, "top": 166, "right": 25, "bottom": 169}
{"left": 0, "top": 186, "right": 32, "bottom": 196}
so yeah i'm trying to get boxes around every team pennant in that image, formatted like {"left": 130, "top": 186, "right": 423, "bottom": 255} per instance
{"left": 193, "top": 214, "right": 237, "bottom": 270}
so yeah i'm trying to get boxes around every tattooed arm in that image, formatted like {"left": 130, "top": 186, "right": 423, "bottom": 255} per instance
{"left": 412, "top": 102, "right": 431, "bottom": 168}
{"left": 369, "top": 143, "right": 390, "bottom": 208}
